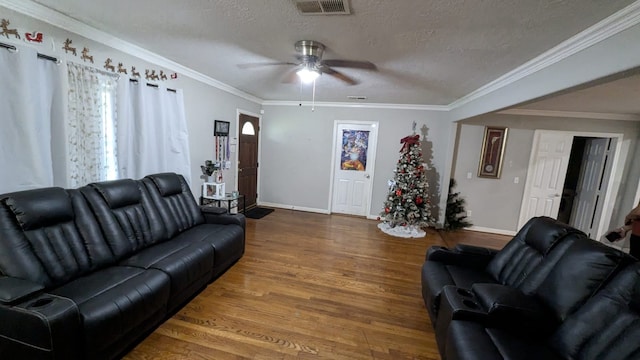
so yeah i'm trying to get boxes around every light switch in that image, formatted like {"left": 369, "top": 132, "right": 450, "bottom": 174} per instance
{"left": 514, "top": 177, "right": 520, "bottom": 184}
{"left": 467, "top": 172, "right": 472, "bottom": 179}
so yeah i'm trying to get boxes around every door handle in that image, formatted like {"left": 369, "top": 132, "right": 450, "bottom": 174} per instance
{"left": 238, "top": 168, "right": 243, "bottom": 172}
{"left": 365, "top": 174, "right": 370, "bottom": 179}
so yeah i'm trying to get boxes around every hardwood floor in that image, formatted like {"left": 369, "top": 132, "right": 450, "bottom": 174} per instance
{"left": 124, "top": 211, "right": 510, "bottom": 360}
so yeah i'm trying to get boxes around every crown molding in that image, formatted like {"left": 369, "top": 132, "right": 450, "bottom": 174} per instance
{"left": 449, "top": 1, "right": 640, "bottom": 111}
{"left": 261, "top": 100, "right": 450, "bottom": 111}
{"left": 0, "top": 0, "right": 263, "bottom": 105}
{"left": 498, "top": 108, "right": 640, "bottom": 121}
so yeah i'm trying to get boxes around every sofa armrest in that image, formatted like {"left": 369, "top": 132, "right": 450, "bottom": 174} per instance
{"left": 454, "top": 244, "right": 499, "bottom": 257}
{"left": 0, "top": 277, "right": 44, "bottom": 305}
{"left": 202, "top": 211, "right": 246, "bottom": 230}
{"left": 0, "top": 294, "right": 82, "bottom": 359}
{"left": 426, "top": 245, "right": 495, "bottom": 269}
{"left": 471, "top": 283, "right": 558, "bottom": 334}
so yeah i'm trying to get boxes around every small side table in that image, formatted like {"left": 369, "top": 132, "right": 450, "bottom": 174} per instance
{"left": 211, "top": 193, "right": 245, "bottom": 214}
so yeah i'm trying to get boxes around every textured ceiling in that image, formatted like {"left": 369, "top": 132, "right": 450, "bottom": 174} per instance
{"left": 30, "top": 0, "right": 636, "bottom": 105}
{"left": 519, "top": 72, "right": 640, "bottom": 115}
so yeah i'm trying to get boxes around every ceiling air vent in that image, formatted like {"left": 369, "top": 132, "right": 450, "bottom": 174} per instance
{"left": 294, "top": 0, "right": 351, "bottom": 15}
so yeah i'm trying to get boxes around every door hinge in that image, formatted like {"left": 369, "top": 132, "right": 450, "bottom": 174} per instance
{"left": 257, "top": 162, "right": 259, "bottom": 168}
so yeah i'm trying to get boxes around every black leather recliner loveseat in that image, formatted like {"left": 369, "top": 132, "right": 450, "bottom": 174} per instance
{"left": 421, "top": 216, "right": 640, "bottom": 360}
{"left": 0, "top": 172, "right": 245, "bottom": 360}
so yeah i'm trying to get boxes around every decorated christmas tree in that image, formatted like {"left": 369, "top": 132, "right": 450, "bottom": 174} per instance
{"left": 378, "top": 134, "right": 435, "bottom": 238}
{"left": 443, "top": 178, "right": 472, "bottom": 230}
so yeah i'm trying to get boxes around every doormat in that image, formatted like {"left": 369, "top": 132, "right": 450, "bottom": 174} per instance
{"left": 244, "top": 207, "right": 274, "bottom": 219}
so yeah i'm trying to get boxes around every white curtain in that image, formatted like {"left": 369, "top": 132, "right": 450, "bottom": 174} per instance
{"left": 0, "top": 45, "right": 64, "bottom": 194}
{"left": 117, "top": 79, "right": 191, "bottom": 184}
{"left": 66, "top": 62, "right": 119, "bottom": 188}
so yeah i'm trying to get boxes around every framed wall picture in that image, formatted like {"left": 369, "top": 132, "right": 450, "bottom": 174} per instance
{"left": 478, "top": 126, "right": 508, "bottom": 179}
{"left": 214, "top": 120, "right": 230, "bottom": 136}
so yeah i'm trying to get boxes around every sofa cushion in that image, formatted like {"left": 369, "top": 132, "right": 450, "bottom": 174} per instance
{"left": 173, "top": 223, "right": 245, "bottom": 278}
{"left": 445, "top": 320, "right": 563, "bottom": 360}
{"left": 0, "top": 189, "right": 114, "bottom": 288}
{"left": 142, "top": 173, "right": 205, "bottom": 237}
{"left": 91, "top": 179, "right": 142, "bottom": 209}
{"left": 486, "top": 217, "right": 582, "bottom": 288}
{"left": 4, "top": 187, "right": 72, "bottom": 230}
{"left": 49, "top": 266, "right": 170, "bottom": 358}
{"left": 120, "top": 239, "right": 214, "bottom": 311}
{"left": 146, "top": 172, "right": 183, "bottom": 196}
{"left": 550, "top": 263, "right": 640, "bottom": 360}
{"left": 81, "top": 180, "right": 168, "bottom": 259}
{"left": 533, "top": 237, "right": 630, "bottom": 322}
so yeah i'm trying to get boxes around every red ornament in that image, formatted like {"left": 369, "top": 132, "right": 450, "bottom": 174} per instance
{"left": 395, "top": 189, "right": 402, "bottom": 196}
{"left": 416, "top": 196, "right": 423, "bottom": 205}
{"left": 377, "top": 216, "right": 381, "bottom": 221}
{"left": 385, "top": 207, "right": 390, "bottom": 213}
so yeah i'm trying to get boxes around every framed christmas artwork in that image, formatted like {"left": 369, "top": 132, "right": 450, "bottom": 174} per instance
{"left": 478, "top": 126, "right": 508, "bottom": 179}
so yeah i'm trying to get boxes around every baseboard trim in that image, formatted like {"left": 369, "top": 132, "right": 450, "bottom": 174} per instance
{"left": 467, "top": 226, "right": 517, "bottom": 236}
{"left": 257, "top": 202, "right": 330, "bottom": 215}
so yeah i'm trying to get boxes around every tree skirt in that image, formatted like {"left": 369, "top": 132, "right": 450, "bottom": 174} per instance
{"left": 377, "top": 222, "right": 426, "bottom": 238}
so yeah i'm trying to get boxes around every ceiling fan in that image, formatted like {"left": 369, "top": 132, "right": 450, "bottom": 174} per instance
{"left": 239, "top": 40, "right": 377, "bottom": 85}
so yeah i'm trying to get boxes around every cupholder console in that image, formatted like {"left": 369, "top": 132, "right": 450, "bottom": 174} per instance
{"left": 28, "top": 297, "right": 54, "bottom": 308}
{"left": 1, "top": 294, "right": 82, "bottom": 359}
{"left": 434, "top": 285, "right": 488, "bottom": 355}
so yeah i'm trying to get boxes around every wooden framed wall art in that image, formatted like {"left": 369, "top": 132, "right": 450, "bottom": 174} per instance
{"left": 478, "top": 126, "right": 508, "bottom": 179}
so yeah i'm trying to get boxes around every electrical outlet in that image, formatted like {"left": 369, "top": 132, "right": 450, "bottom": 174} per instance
{"left": 467, "top": 210, "right": 472, "bottom": 217}
{"left": 467, "top": 172, "right": 472, "bottom": 179}
{"left": 514, "top": 177, "right": 519, "bottom": 184}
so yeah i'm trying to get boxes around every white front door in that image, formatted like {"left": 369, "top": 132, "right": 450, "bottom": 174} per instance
{"left": 331, "top": 121, "right": 378, "bottom": 216}
{"left": 518, "top": 131, "right": 574, "bottom": 228}
{"left": 570, "top": 138, "right": 610, "bottom": 237}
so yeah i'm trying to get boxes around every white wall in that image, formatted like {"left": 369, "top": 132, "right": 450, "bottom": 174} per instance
{"left": 0, "top": 6, "right": 261, "bottom": 195}
{"left": 454, "top": 114, "right": 640, "bottom": 232}
{"left": 260, "top": 104, "right": 451, "bottom": 222}
{"left": 181, "top": 79, "right": 260, "bottom": 193}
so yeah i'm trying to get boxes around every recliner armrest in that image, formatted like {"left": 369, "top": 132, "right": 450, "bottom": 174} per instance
{"left": 426, "top": 245, "right": 495, "bottom": 269}
{"left": 471, "top": 283, "right": 558, "bottom": 334}
{"left": 0, "top": 277, "right": 44, "bottom": 305}
{"left": 0, "top": 294, "right": 82, "bottom": 359}
{"left": 202, "top": 212, "right": 246, "bottom": 230}
{"left": 454, "top": 244, "right": 499, "bottom": 257}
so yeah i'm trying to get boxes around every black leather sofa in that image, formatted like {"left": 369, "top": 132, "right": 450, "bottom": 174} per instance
{"left": 0, "top": 173, "right": 245, "bottom": 360}
{"left": 421, "top": 216, "right": 640, "bottom": 360}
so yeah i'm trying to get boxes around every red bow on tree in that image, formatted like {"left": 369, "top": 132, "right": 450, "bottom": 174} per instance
{"left": 400, "top": 134, "right": 420, "bottom": 152}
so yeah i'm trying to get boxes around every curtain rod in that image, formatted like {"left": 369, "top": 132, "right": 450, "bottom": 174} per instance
{"left": 130, "top": 78, "right": 176, "bottom": 92}
{"left": 1, "top": 42, "right": 174, "bottom": 91}
{"left": 1, "top": 42, "right": 59, "bottom": 64}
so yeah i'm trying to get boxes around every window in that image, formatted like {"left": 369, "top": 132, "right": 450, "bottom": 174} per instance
{"left": 241, "top": 121, "right": 255, "bottom": 135}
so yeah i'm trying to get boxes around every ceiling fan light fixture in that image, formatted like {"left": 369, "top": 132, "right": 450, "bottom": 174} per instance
{"left": 297, "top": 67, "right": 320, "bottom": 83}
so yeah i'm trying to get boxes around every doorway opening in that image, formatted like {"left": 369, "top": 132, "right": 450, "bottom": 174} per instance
{"left": 558, "top": 137, "right": 614, "bottom": 238}
{"left": 518, "top": 130, "right": 622, "bottom": 240}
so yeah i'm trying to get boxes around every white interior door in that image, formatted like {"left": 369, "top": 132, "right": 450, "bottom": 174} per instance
{"left": 331, "top": 122, "right": 378, "bottom": 216}
{"left": 518, "top": 131, "right": 573, "bottom": 228}
{"left": 570, "top": 138, "right": 610, "bottom": 237}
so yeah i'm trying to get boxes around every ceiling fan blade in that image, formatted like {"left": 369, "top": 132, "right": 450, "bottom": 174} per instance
{"left": 321, "top": 66, "right": 358, "bottom": 85}
{"left": 322, "top": 59, "right": 377, "bottom": 70}
{"left": 237, "top": 61, "right": 297, "bottom": 69}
